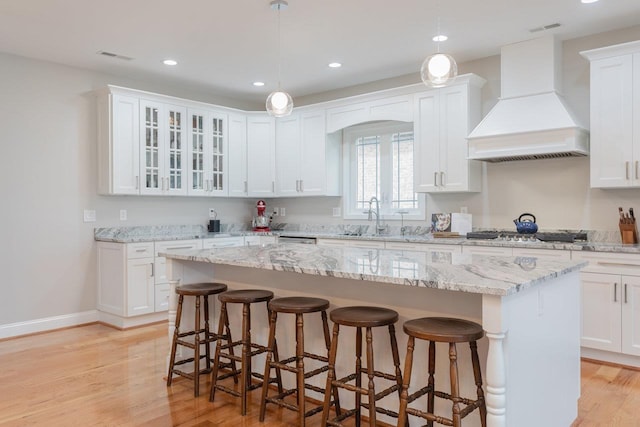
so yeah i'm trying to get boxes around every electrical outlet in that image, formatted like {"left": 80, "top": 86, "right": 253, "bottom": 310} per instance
{"left": 209, "top": 208, "right": 217, "bottom": 219}
{"left": 272, "top": 207, "right": 279, "bottom": 216}
{"left": 83, "top": 209, "right": 96, "bottom": 223}
{"left": 332, "top": 207, "right": 341, "bottom": 217}
{"left": 119, "top": 209, "right": 127, "bottom": 221}
{"left": 460, "top": 206, "right": 468, "bottom": 214}
{"left": 280, "top": 207, "right": 286, "bottom": 217}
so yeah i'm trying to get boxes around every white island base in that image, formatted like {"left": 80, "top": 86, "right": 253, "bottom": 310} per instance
{"left": 166, "top": 255, "right": 580, "bottom": 427}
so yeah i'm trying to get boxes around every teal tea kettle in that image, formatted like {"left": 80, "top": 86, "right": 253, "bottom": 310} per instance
{"left": 513, "top": 213, "right": 538, "bottom": 234}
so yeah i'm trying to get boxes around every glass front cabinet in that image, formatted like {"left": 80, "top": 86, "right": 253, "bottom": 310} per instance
{"left": 187, "top": 109, "right": 228, "bottom": 196}
{"left": 139, "top": 100, "right": 188, "bottom": 195}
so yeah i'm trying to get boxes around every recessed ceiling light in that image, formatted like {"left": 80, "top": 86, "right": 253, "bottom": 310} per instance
{"left": 432, "top": 35, "right": 448, "bottom": 42}
{"left": 328, "top": 62, "right": 342, "bottom": 68}
{"left": 163, "top": 59, "right": 178, "bottom": 66}
{"left": 581, "top": 0, "right": 598, "bottom": 3}
{"left": 253, "top": 81, "right": 265, "bottom": 87}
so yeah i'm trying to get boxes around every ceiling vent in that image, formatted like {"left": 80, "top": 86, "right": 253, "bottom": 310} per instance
{"left": 96, "top": 51, "right": 134, "bottom": 61}
{"left": 467, "top": 35, "right": 589, "bottom": 162}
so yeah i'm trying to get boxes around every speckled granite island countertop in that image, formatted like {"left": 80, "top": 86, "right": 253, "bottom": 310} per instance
{"left": 160, "top": 243, "right": 587, "bottom": 296}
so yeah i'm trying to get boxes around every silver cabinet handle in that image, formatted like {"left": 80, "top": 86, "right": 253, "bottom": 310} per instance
{"left": 204, "top": 179, "right": 209, "bottom": 192}
{"left": 272, "top": 181, "right": 275, "bottom": 192}
{"left": 614, "top": 282, "right": 618, "bottom": 302}
{"left": 296, "top": 180, "right": 299, "bottom": 192}
{"left": 165, "top": 246, "right": 194, "bottom": 250}
{"left": 300, "top": 180, "right": 304, "bottom": 192}
{"left": 135, "top": 175, "right": 139, "bottom": 190}
{"left": 624, "top": 283, "right": 628, "bottom": 303}
{"left": 150, "top": 263, "right": 154, "bottom": 277}
{"left": 244, "top": 181, "right": 248, "bottom": 193}
{"left": 434, "top": 172, "right": 438, "bottom": 187}
{"left": 440, "top": 172, "right": 445, "bottom": 187}
{"left": 626, "top": 161, "right": 630, "bottom": 180}
{"left": 636, "top": 161, "right": 638, "bottom": 180}
{"left": 135, "top": 248, "right": 147, "bottom": 252}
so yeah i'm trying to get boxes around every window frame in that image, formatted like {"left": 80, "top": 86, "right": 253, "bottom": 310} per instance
{"left": 342, "top": 121, "right": 425, "bottom": 221}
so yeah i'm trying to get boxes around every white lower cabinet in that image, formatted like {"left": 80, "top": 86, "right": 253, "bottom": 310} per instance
{"left": 573, "top": 252, "right": 640, "bottom": 360}
{"left": 97, "top": 242, "right": 156, "bottom": 323}
{"left": 154, "top": 239, "right": 202, "bottom": 313}
{"left": 317, "top": 239, "right": 385, "bottom": 249}
{"left": 203, "top": 237, "right": 245, "bottom": 248}
{"left": 462, "top": 246, "right": 512, "bottom": 256}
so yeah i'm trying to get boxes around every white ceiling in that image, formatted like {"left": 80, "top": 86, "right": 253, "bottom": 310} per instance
{"left": 1, "top": 0, "right": 639, "bottom": 105}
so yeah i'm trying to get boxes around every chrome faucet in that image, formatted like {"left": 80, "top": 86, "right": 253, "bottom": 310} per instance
{"left": 367, "top": 196, "right": 385, "bottom": 234}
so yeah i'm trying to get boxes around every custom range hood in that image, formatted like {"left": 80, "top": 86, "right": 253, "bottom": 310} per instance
{"left": 468, "top": 35, "right": 589, "bottom": 162}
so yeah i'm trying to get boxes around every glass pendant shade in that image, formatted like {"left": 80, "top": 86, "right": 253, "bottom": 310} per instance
{"left": 266, "top": 90, "right": 293, "bottom": 117}
{"left": 421, "top": 52, "right": 458, "bottom": 87}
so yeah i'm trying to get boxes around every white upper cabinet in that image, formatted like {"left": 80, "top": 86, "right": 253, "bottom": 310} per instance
{"left": 97, "top": 89, "right": 140, "bottom": 195}
{"left": 246, "top": 114, "right": 276, "bottom": 197}
{"left": 187, "top": 108, "right": 228, "bottom": 196}
{"left": 139, "top": 101, "right": 188, "bottom": 195}
{"left": 227, "top": 112, "right": 249, "bottom": 197}
{"left": 325, "top": 94, "right": 413, "bottom": 133}
{"left": 275, "top": 109, "right": 340, "bottom": 197}
{"left": 414, "top": 74, "right": 485, "bottom": 193}
{"left": 582, "top": 41, "right": 640, "bottom": 188}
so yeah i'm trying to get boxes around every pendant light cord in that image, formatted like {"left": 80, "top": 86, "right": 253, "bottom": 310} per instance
{"left": 277, "top": 2, "right": 282, "bottom": 90}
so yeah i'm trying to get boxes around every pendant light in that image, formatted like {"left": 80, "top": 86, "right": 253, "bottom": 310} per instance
{"left": 420, "top": 5, "right": 457, "bottom": 88}
{"left": 266, "top": 0, "right": 293, "bottom": 117}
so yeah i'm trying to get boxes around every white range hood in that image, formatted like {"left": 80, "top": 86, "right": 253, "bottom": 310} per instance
{"left": 467, "top": 35, "right": 589, "bottom": 162}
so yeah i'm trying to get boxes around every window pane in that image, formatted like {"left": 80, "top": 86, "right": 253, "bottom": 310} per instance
{"left": 392, "top": 131, "right": 417, "bottom": 209}
{"left": 356, "top": 136, "right": 379, "bottom": 210}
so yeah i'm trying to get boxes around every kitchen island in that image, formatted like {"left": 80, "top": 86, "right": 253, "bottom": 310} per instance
{"left": 163, "top": 243, "right": 586, "bottom": 427}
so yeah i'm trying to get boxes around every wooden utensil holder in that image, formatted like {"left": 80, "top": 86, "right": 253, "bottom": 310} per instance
{"left": 619, "top": 219, "right": 638, "bottom": 244}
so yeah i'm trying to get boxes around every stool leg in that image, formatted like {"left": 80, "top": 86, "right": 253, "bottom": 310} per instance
{"left": 388, "top": 323, "right": 407, "bottom": 426}
{"left": 209, "top": 301, "right": 228, "bottom": 402}
{"left": 259, "top": 309, "right": 278, "bottom": 422}
{"left": 355, "top": 327, "right": 362, "bottom": 427}
{"left": 449, "top": 343, "right": 461, "bottom": 427}
{"left": 470, "top": 341, "right": 487, "bottom": 427}
{"left": 398, "top": 335, "right": 415, "bottom": 427}
{"left": 296, "top": 313, "right": 306, "bottom": 427}
{"left": 365, "top": 326, "right": 377, "bottom": 426}
{"left": 321, "top": 310, "right": 341, "bottom": 416}
{"left": 193, "top": 295, "right": 201, "bottom": 397}
{"left": 203, "top": 295, "right": 212, "bottom": 372}
{"left": 322, "top": 322, "right": 340, "bottom": 426}
{"left": 167, "top": 294, "right": 184, "bottom": 386}
{"left": 224, "top": 309, "right": 239, "bottom": 384}
{"left": 427, "top": 340, "right": 436, "bottom": 427}
{"left": 241, "top": 302, "right": 251, "bottom": 416}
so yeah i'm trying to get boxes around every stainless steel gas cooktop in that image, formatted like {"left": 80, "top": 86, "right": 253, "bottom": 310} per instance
{"left": 466, "top": 231, "right": 588, "bottom": 243}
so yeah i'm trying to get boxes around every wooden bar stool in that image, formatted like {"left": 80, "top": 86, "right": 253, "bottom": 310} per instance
{"left": 167, "top": 282, "right": 230, "bottom": 397}
{"left": 209, "top": 289, "right": 281, "bottom": 416}
{"left": 321, "top": 306, "right": 404, "bottom": 427}
{"left": 259, "top": 297, "right": 341, "bottom": 426}
{"left": 398, "top": 317, "right": 487, "bottom": 427}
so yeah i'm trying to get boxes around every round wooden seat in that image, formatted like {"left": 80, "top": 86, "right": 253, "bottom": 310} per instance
{"left": 176, "top": 282, "right": 227, "bottom": 296}
{"left": 268, "top": 296, "right": 330, "bottom": 314}
{"left": 329, "top": 306, "right": 399, "bottom": 327}
{"left": 218, "top": 289, "right": 273, "bottom": 304}
{"left": 403, "top": 317, "right": 484, "bottom": 343}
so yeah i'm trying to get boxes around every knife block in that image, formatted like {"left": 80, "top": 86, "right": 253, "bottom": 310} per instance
{"left": 619, "top": 219, "right": 638, "bottom": 244}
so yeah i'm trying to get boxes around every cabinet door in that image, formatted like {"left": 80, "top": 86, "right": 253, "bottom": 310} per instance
{"left": 154, "top": 239, "right": 202, "bottom": 284}
{"left": 187, "top": 108, "right": 208, "bottom": 196}
{"left": 228, "top": 113, "right": 248, "bottom": 197}
{"left": 107, "top": 94, "right": 140, "bottom": 194}
{"left": 126, "top": 258, "right": 155, "bottom": 316}
{"left": 590, "top": 55, "right": 634, "bottom": 188}
{"left": 275, "top": 115, "right": 301, "bottom": 196}
{"left": 164, "top": 104, "right": 188, "bottom": 195}
{"left": 202, "top": 237, "right": 244, "bottom": 248}
{"left": 299, "top": 110, "right": 327, "bottom": 195}
{"left": 247, "top": 115, "right": 276, "bottom": 196}
{"left": 208, "top": 113, "right": 228, "bottom": 196}
{"left": 140, "top": 101, "right": 164, "bottom": 195}
{"left": 622, "top": 275, "right": 640, "bottom": 356}
{"left": 439, "top": 85, "right": 471, "bottom": 192}
{"left": 633, "top": 53, "right": 640, "bottom": 186}
{"left": 580, "top": 272, "right": 622, "bottom": 352}
{"left": 413, "top": 91, "right": 440, "bottom": 192}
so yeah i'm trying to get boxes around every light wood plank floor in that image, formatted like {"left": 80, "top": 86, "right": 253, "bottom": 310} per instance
{"left": 0, "top": 323, "right": 638, "bottom": 426}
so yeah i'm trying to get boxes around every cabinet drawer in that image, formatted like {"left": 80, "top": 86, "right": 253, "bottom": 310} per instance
{"left": 462, "top": 246, "right": 512, "bottom": 256}
{"left": 155, "top": 283, "right": 170, "bottom": 312}
{"left": 202, "top": 237, "right": 244, "bottom": 248}
{"left": 127, "top": 242, "right": 154, "bottom": 259}
{"left": 154, "top": 239, "right": 202, "bottom": 256}
{"left": 572, "top": 251, "right": 640, "bottom": 275}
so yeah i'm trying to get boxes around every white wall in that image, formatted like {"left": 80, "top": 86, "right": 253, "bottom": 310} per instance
{"left": 0, "top": 53, "right": 256, "bottom": 328}
{"left": 2, "top": 25, "right": 640, "bottom": 331}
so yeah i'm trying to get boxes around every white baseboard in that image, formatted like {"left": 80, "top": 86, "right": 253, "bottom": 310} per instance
{"left": 581, "top": 347, "right": 640, "bottom": 368}
{"left": 0, "top": 310, "right": 99, "bottom": 340}
{"left": 97, "top": 311, "right": 168, "bottom": 329}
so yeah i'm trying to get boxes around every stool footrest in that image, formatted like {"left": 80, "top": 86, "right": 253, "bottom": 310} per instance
{"left": 406, "top": 406, "right": 453, "bottom": 426}
{"left": 326, "top": 408, "right": 358, "bottom": 426}
{"left": 170, "top": 367, "right": 211, "bottom": 381}
{"left": 173, "top": 355, "right": 210, "bottom": 368}
{"left": 361, "top": 402, "right": 400, "bottom": 419}
{"left": 213, "top": 384, "right": 241, "bottom": 398}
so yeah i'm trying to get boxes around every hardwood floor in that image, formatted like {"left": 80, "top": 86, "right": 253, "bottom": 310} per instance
{"left": 0, "top": 323, "right": 638, "bottom": 426}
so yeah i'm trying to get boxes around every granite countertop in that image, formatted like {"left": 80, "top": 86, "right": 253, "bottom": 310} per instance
{"left": 160, "top": 243, "right": 587, "bottom": 296}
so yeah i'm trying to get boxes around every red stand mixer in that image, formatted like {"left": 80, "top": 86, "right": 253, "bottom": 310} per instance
{"left": 252, "top": 200, "right": 271, "bottom": 232}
